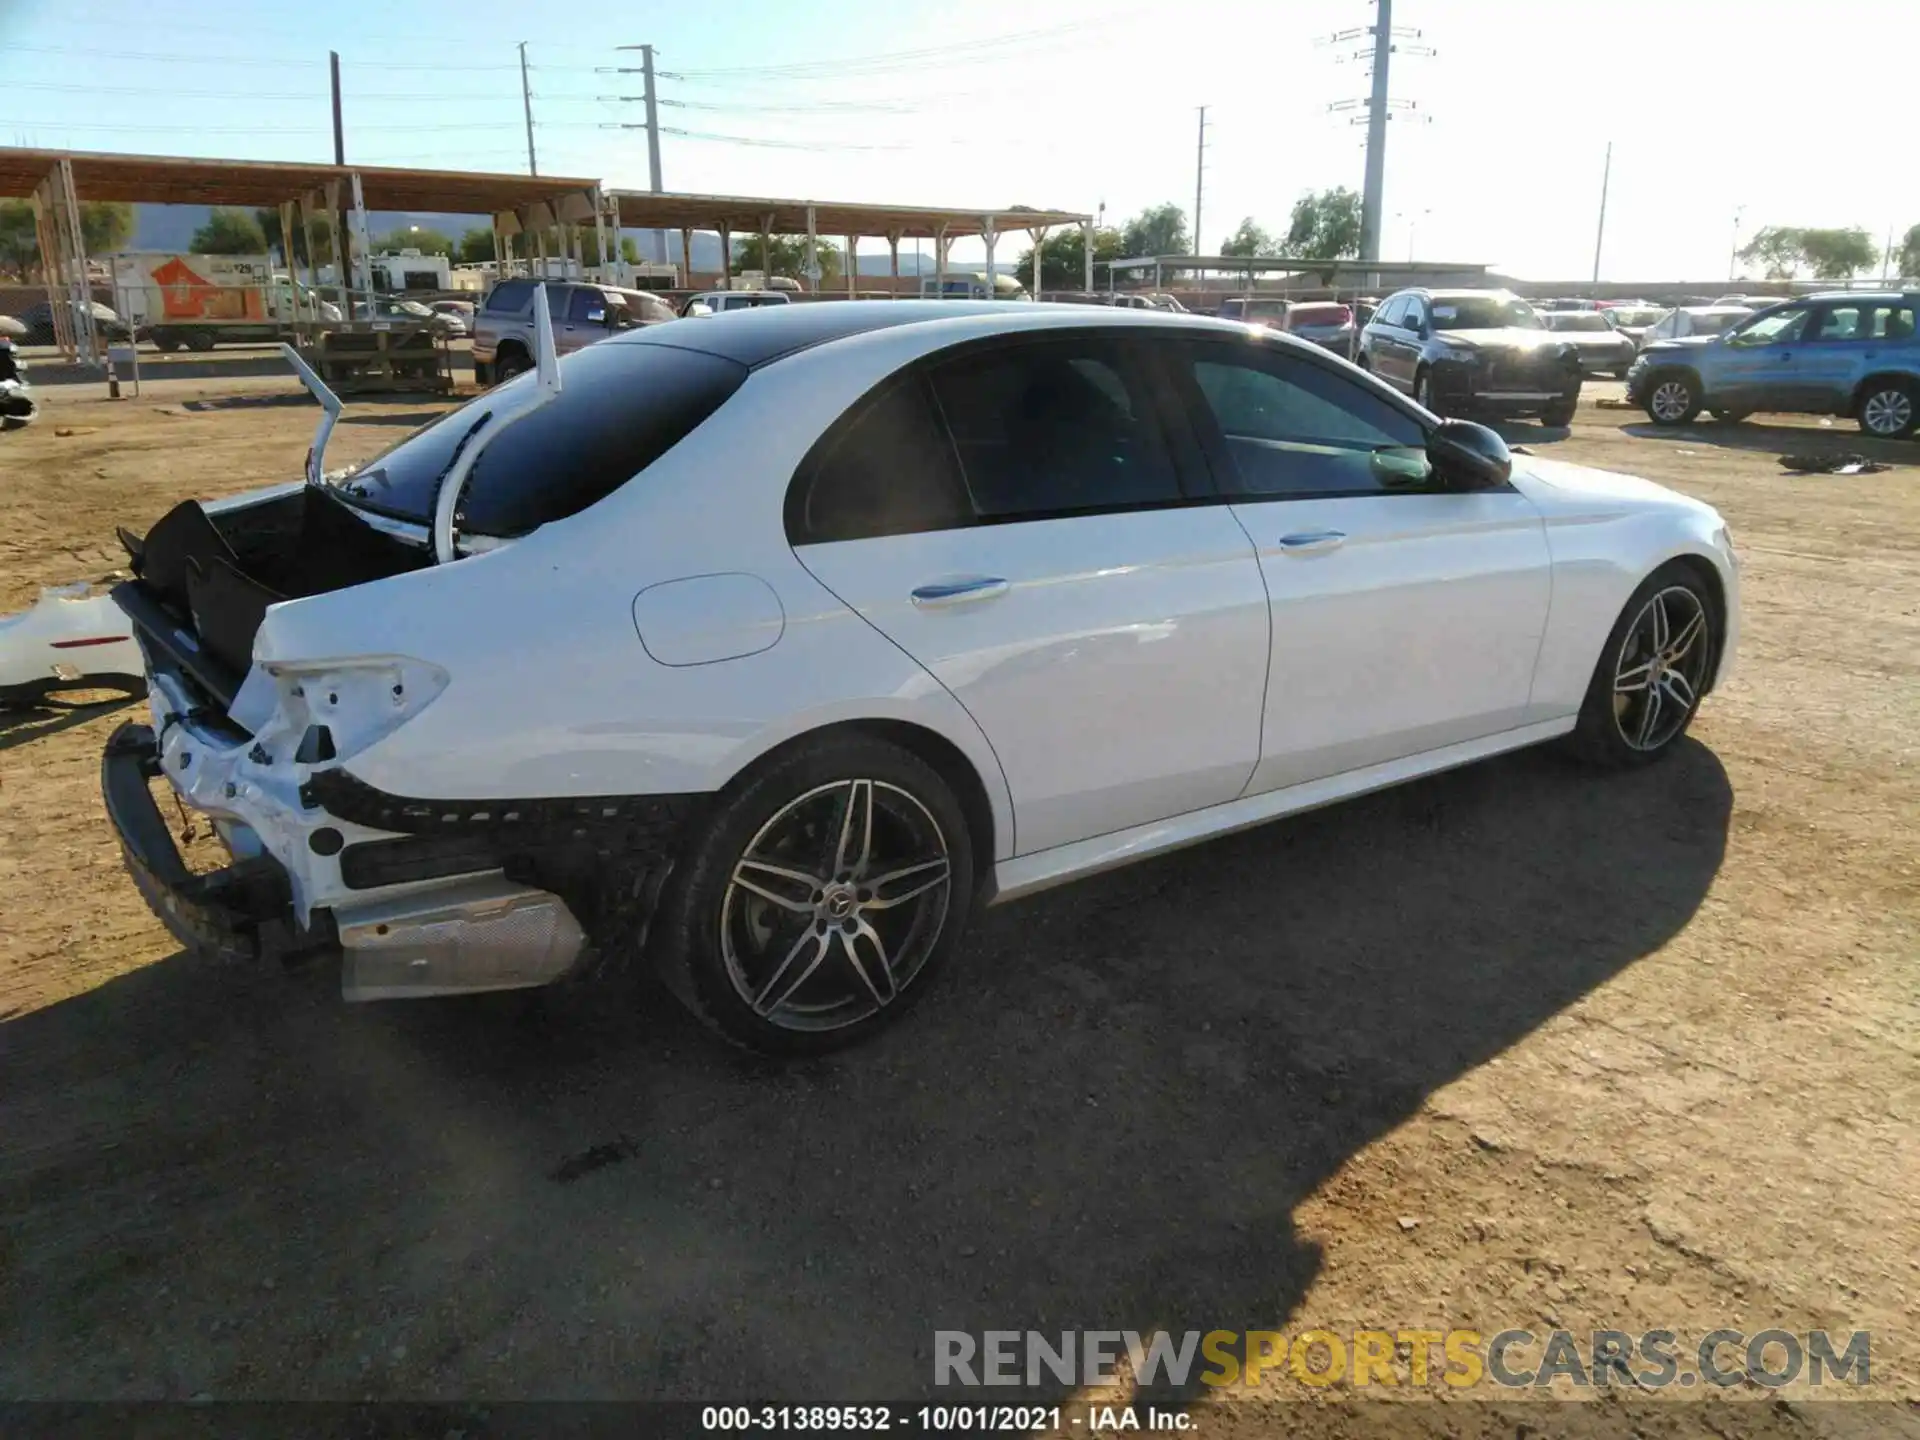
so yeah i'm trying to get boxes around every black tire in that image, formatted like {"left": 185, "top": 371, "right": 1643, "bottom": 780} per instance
{"left": 182, "top": 331, "right": 217, "bottom": 353}
{"left": 1562, "top": 563, "right": 1718, "bottom": 769}
{"left": 1542, "top": 394, "right": 1578, "bottom": 427}
{"left": 1709, "top": 408, "right": 1751, "bottom": 424}
{"left": 492, "top": 347, "right": 530, "bottom": 384}
{"left": 151, "top": 330, "right": 183, "bottom": 354}
{"left": 1856, "top": 378, "right": 1917, "bottom": 439}
{"left": 1644, "top": 371, "right": 1702, "bottom": 426}
{"left": 648, "top": 732, "right": 976, "bottom": 1056}
{"left": 1, "top": 415, "right": 32, "bottom": 432}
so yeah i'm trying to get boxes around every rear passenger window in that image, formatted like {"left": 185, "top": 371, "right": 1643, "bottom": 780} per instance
{"left": 788, "top": 380, "right": 972, "bottom": 544}
{"left": 928, "top": 341, "right": 1184, "bottom": 519}
{"left": 483, "top": 279, "right": 533, "bottom": 313}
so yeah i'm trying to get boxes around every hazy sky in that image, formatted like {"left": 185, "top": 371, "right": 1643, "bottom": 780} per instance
{"left": 3, "top": 0, "right": 1916, "bottom": 279}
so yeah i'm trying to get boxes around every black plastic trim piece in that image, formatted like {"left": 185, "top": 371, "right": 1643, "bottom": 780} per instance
{"left": 110, "top": 580, "right": 244, "bottom": 711}
{"left": 338, "top": 832, "right": 500, "bottom": 890}
{"left": 302, "top": 766, "right": 705, "bottom": 851}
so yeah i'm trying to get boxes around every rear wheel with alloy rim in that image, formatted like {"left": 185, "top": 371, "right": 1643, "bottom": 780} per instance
{"left": 650, "top": 733, "right": 974, "bottom": 1054}
{"left": 1645, "top": 374, "right": 1701, "bottom": 425}
{"left": 1565, "top": 565, "right": 1717, "bottom": 767}
{"left": 1857, "top": 380, "right": 1916, "bottom": 438}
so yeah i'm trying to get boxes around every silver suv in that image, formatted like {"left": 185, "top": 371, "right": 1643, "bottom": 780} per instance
{"left": 473, "top": 280, "right": 677, "bottom": 385}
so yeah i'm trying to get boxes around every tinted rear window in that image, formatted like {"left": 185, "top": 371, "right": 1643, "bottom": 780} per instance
{"left": 334, "top": 340, "right": 747, "bottom": 538}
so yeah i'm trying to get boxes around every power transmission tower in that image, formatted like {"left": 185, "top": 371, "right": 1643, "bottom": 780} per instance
{"left": 1324, "top": 0, "right": 1434, "bottom": 264}
{"left": 1193, "top": 106, "right": 1208, "bottom": 258}
{"left": 519, "top": 41, "right": 538, "bottom": 176}
{"left": 606, "top": 45, "right": 666, "bottom": 261}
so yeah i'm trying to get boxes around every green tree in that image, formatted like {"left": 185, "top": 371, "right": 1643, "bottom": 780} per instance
{"left": 1016, "top": 226, "right": 1124, "bottom": 292}
{"left": 1219, "top": 217, "right": 1278, "bottom": 258}
{"left": 1797, "top": 226, "right": 1876, "bottom": 280}
{"left": 0, "top": 199, "right": 134, "bottom": 278}
{"left": 620, "top": 235, "right": 642, "bottom": 264}
{"left": 731, "top": 233, "right": 840, "bottom": 284}
{"left": 456, "top": 226, "right": 496, "bottom": 264}
{"left": 1121, "top": 203, "right": 1189, "bottom": 258}
{"left": 80, "top": 201, "right": 134, "bottom": 255}
{"left": 1899, "top": 223, "right": 1920, "bottom": 281}
{"left": 190, "top": 207, "right": 267, "bottom": 255}
{"left": 0, "top": 200, "right": 36, "bottom": 280}
{"left": 376, "top": 226, "right": 454, "bottom": 256}
{"left": 1738, "top": 225, "right": 1803, "bottom": 280}
{"left": 1284, "top": 187, "right": 1363, "bottom": 262}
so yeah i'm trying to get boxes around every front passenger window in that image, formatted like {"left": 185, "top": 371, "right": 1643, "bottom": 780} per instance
{"left": 1187, "top": 346, "right": 1430, "bottom": 498}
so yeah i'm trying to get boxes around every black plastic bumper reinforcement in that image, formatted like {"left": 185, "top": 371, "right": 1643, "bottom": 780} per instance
{"left": 109, "top": 581, "right": 245, "bottom": 712}
{"left": 338, "top": 832, "right": 503, "bottom": 891}
{"left": 101, "top": 722, "right": 335, "bottom": 962}
{"left": 301, "top": 765, "right": 706, "bottom": 852}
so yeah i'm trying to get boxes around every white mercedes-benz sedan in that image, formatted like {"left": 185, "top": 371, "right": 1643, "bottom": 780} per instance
{"left": 103, "top": 301, "right": 1737, "bottom": 1054}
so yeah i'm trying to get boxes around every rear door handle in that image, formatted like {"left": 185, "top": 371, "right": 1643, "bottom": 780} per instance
{"left": 1278, "top": 530, "right": 1347, "bottom": 555}
{"left": 911, "top": 576, "right": 1010, "bottom": 607}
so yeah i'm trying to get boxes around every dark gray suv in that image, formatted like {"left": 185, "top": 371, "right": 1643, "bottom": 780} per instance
{"left": 1358, "top": 288, "right": 1582, "bottom": 425}
{"left": 472, "top": 279, "right": 677, "bottom": 385}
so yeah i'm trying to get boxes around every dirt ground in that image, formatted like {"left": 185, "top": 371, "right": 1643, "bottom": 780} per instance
{"left": 0, "top": 375, "right": 1914, "bottom": 1437}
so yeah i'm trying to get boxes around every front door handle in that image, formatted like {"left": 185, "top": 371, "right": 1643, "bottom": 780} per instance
{"left": 1279, "top": 530, "right": 1346, "bottom": 555}
{"left": 911, "top": 576, "right": 1010, "bottom": 607}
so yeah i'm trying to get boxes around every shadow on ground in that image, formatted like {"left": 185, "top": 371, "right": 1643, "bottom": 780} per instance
{"left": 1621, "top": 417, "right": 1917, "bottom": 463}
{"left": 0, "top": 693, "right": 138, "bottom": 754}
{"left": 0, "top": 742, "right": 1732, "bottom": 1403}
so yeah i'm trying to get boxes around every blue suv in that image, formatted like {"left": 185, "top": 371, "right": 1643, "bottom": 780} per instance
{"left": 1627, "top": 292, "right": 1919, "bottom": 438}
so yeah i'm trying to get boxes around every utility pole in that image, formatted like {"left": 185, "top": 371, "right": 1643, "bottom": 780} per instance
{"left": 329, "top": 51, "right": 345, "bottom": 165}
{"left": 1193, "top": 106, "right": 1208, "bottom": 258}
{"left": 519, "top": 41, "right": 538, "bottom": 176}
{"left": 612, "top": 44, "right": 667, "bottom": 263}
{"left": 1361, "top": 0, "right": 1391, "bottom": 263}
{"left": 1326, "top": 2, "right": 1433, "bottom": 267}
{"left": 1729, "top": 206, "right": 1745, "bottom": 281}
{"left": 1591, "top": 140, "right": 1611, "bottom": 284}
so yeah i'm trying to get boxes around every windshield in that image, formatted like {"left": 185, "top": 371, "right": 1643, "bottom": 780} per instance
{"left": 1608, "top": 307, "right": 1664, "bottom": 326}
{"left": 333, "top": 339, "right": 747, "bottom": 538}
{"left": 1726, "top": 309, "right": 1807, "bottom": 344}
{"left": 1698, "top": 310, "right": 1758, "bottom": 337}
{"left": 1548, "top": 313, "right": 1611, "bottom": 332}
{"left": 1430, "top": 296, "right": 1541, "bottom": 330}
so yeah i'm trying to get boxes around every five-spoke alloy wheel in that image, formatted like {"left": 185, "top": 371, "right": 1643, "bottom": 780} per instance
{"left": 649, "top": 732, "right": 975, "bottom": 1054}
{"left": 721, "top": 778, "right": 952, "bottom": 1033}
{"left": 1609, "top": 585, "right": 1713, "bottom": 753}
{"left": 1567, "top": 564, "right": 1718, "bottom": 767}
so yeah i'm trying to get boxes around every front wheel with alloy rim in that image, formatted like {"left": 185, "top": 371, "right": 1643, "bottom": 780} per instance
{"left": 1645, "top": 373, "right": 1702, "bottom": 426}
{"left": 1564, "top": 564, "right": 1718, "bottom": 767}
{"left": 1857, "top": 379, "right": 1916, "bottom": 438}
{"left": 649, "top": 733, "right": 974, "bottom": 1055}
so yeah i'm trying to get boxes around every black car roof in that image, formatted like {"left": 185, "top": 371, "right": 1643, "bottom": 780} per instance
{"left": 609, "top": 299, "right": 1022, "bottom": 368}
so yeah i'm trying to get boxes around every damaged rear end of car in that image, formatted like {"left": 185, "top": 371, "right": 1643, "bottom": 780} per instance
{"left": 102, "top": 290, "right": 743, "bottom": 998}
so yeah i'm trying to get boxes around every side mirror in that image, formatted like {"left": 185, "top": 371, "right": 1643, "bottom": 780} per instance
{"left": 1428, "top": 419, "right": 1512, "bottom": 491}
